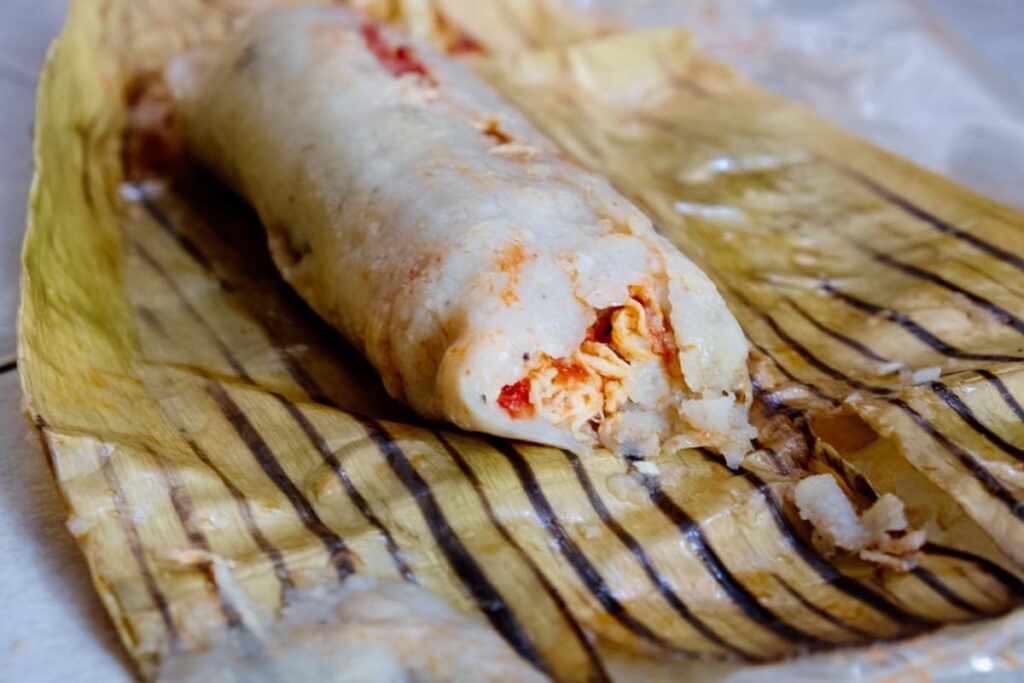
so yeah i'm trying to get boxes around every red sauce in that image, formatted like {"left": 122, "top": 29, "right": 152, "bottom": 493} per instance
{"left": 360, "top": 24, "right": 433, "bottom": 81}
{"left": 497, "top": 242, "right": 530, "bottom": 305}
{"left": 643, "top": 312, "right": 671, "bottom": 358}
{"left": 586, "top": 308, "right": 614, "bottom": 344}
{"left": 638, "top": 303, "right": 670, "bottom": 355}
{"left": 552, "top": 358, "right": 591, "bottom": 385}
{"left": 498, "top": 378, "right": 534, "bottom": 419}
{"left": 448, "top": 33, "right": 481, "bottom": 55}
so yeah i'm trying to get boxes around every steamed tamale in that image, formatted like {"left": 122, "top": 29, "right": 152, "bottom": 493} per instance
{"left": 169, "top": 5, "right": 755, "bottom": 462}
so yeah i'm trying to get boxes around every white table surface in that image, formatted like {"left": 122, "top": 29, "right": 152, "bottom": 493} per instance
{"left": 1, "top": 1, "right": 134, "bottom": 681}
{"left": 0, "top": 2, "right": 1021, "bottom": 682}
{"left": 0, "top": 3, "right": 135, "bottom": 680}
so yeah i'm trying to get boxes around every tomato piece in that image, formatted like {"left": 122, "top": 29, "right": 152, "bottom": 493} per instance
{"left": 360, "top": 24, "right": 432, "bottom": 80}
{"left": 498, "top": 378, "right": 534, "bottom": 418}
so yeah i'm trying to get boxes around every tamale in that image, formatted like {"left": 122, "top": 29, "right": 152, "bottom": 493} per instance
{"left": 168, "top": 6, "right": 754, "bottom": 462}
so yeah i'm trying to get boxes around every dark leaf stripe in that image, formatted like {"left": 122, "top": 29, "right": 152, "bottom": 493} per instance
{"left": 696, "top": 448, "right": 936, "bottom": 630}
{"left": 140, "top": 196, "right": 410, "bottom": 557}
{"left": 821, "top": 281, "right": 1023, "bottom": 364}
{"left": 910, "top": 566, "right": 986, "bottom": 617}
{"left": 930, "top": 382, "right": 1024, "bottom": 463}
{"left": 624, "top": 452, "right": 827, "bottom": 646}
{"left": 752, "top": 440, "right": 789, "bottom": 475}
{"left": 98, "top": 448, "right": 180, "bottom": 645}
{"left": 785, "top": 298, "right": 888, "bottom": 363}
{"left": 272, "top": 393, "right": 416, "bottom": 582}
{"left": 728, "top": 286, "right": 859, "bottom": 404}
{"left": 361, "top": 421, "right": 549, "bottom": 675}
{"left": 433, "top": 431, "right": 611, "bottom": 683}
{"left": 958, "top": 258, "right": 1024, "bottom": 302}
{"left": 782, "top": 287, "right": 1024, "bottom": 495}
{"left": 265, "top": 345, "right": 418, "bottom": 581}
{"left": 139, "top": 190, "right": 217, "bottom": 274}
{"left": 872, "top": 252, "right": 1024, "bottom": 336}
{"left": 136, "top": 305, "right": 168, "bottom": 338}
{"left": 184, "top": 437, "right": 296, "bottom": 598}
{"left": 922, "top": 543, "right": 1024, "bottom": 598}
{"left": 134, "top": 242, "right": 251, "bottom": 381}
{"left": 562, "top": 450, "right": 756, "bottom": 659}
{"left": 154, "top": 449, "right": 207, "bottom": 550}
{"left": 151, "top": 447, "right": 243, "bottom": 628}
{"left": 137, "top": 239, "right": 412, "bottom": 581}
{"left": 746, "top": 283, "right": 1024, "bottom": 504}
{"left": 976, "top": 369, "right": 1024, "bottom": 422}
{"left": 271, "top": 350, "right": 335, "bottom": 408}
{"left": 729, "top": 287, "right": 890, "bottom": 394}
{"left": 773, "top": 575, "right": 871, "bottom": 639}
{"left": 754, "top": 305, "right": 891, "bottom": 395}
{"left": 206, "top": 381, "right": 354, "bottom": 581}
{"left": 749, "top": 341, "right": 840, "bottom": 408}
{"left": 890, "top": 399, "right": 1024, "bottom": 521}
{"left": 836, "top": 166, "right": 1024, "bottom": 273}
{"left": 751, "top": 377, "right": 810, "bottom": 422}
{"left": 135, "top": 245, "right": 311, "bottom": 593}
{"left": 750, "top": 379, "right": 820, "bottom": 464}
{"left": 488, "top": 439, "right": 691, "bottom": 654}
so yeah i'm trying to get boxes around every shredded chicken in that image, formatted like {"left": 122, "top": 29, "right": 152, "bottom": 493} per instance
{"left": 498, "top": 286, "right": 682, "bottom": 448}
{"left": 610, "top": 298, "right": 658, "bottom": 362}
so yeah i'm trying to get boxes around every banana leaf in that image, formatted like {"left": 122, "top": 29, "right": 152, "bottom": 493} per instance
{"left": 20, "top": 0, "right": 1024, "bottom": 679}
